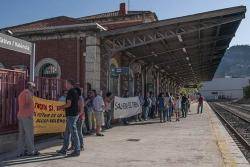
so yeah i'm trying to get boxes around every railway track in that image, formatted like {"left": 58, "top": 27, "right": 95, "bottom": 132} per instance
{"left": 214, "top": 102, "right": 250, "bottom": 122}
{"left": 209, "top": 102, "right": 250, "bottom": 162}
{"left": 222, "top": 102, "right": 250, "bottom": 115}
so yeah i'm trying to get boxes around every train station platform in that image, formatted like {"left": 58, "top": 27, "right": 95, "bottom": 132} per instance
{"left": 1, "top": 102, "right": 249, "bottom": 167}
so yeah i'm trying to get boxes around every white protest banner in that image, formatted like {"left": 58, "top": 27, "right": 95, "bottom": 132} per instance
{"left": 113, "top": 96, "right": 142, "bottom": 119}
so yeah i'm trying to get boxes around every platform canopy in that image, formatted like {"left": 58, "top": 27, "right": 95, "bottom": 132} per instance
{"left": 101, "top": 6, "right": 246, "bottom": 85}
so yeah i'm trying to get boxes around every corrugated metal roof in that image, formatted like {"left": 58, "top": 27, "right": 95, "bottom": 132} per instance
{"left": 101, "top": 6, "right": 247, "bottom": 85}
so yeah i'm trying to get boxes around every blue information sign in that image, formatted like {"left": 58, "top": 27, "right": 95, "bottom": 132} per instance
{"left": 111, "top": 67, "right": 129, "bottom": 77}
{"left": 115, "top": 67, "right": 129, "bottom": 74}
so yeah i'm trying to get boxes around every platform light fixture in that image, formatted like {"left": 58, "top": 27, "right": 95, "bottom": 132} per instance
{"left": 154, "top": 65, "right": 159, "bottom": 69}
{"left": 186, "top": 56, "right": 190, "bottom": 61}
{"left": 177, "top": 35, "right": 183, "bottom": 42}
{"left": 6, "top": 30, "right": 13, "bottom": 35}
{"left": 151, "top": 52, "right": 158, "bottom": 57}
{"left": 182, "top": 48, "right": 187, "bottom": 53}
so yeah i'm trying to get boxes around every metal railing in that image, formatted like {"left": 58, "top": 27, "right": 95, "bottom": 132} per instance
{"left": 0, "top": 68, "right": 66, "bottom": 134}
{"left": 0, "top": 69, "right": 26, "bottom": 134}
{"left": 34, "top": 77, "right": 66, "bottom": 100}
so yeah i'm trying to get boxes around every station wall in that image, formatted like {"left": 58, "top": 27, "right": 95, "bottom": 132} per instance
{"left": 200, "top": 77, "right": 250, "bottom": 100}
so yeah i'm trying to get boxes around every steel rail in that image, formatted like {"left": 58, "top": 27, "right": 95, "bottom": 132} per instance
{"left": 209, "top": 103, "right": 250, "bottom": 151}
{"left": 214, "top": 102, "right": 250, "bottom": 123}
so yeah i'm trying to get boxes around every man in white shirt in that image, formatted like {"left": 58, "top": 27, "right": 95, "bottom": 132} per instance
{"left": 93, "top": 90, "right": 105, "bottom": 136}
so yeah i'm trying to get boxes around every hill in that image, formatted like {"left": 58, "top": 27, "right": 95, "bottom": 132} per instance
{"left": 215, "top": 45, "right": 250, "bottom": 78}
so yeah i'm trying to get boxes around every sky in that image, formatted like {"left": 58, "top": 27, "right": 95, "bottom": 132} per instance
{"left": 0, "top": 0, "right": 249, "bottom": 46}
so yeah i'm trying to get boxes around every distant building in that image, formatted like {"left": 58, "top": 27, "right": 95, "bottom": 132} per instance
{"left": 200, "top": 77, "right": 250, "bottom": 100}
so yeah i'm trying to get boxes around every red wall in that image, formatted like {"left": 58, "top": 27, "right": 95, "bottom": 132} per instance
{"left": 0, "top": 37, "right": 86, "bottom": 87}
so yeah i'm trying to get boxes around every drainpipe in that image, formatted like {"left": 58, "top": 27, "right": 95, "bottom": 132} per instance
{"left": 30, "top": 43, "right": 36, "bottom": 82}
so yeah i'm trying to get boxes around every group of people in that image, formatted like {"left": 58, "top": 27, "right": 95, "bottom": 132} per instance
{"left": 16, "top": 79, "right": 204, "bottom": 158}
{"left": 129, "top": 92, "right": 194, "bottom": 124}
{"left": 57, "top": 80, "right": 114, "bottom": 156}
{"left": 17, "top": 79, "right": 114, "bottom": 157}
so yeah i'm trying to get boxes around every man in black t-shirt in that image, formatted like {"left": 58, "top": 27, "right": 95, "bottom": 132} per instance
{"left": 57, "top": 79, "right": 80, "bottom": 157}
{"left": 181, "top": 95, "right": 188, "bottom": 118}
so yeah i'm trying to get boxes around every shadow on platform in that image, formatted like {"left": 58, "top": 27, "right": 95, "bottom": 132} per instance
{"left": 128, "top": 120, "right": 161, "bottom": 126}
{"left": 2, "top": 152, "right": 67, "bottom": 166}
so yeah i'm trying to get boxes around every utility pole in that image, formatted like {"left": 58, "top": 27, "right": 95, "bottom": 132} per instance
{"left": 128, "top": 0, "right": 130, "bottom": 10}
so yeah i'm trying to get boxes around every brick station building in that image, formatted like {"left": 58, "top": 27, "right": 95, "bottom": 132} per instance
{"left": 0, "top": 3, "right": 246, "bottom": 97}
{"left": 0, "top": 3, "right": 246, "bottom": 154}
{"left": 0, "top": 3, "right": 158, "bottom": 97}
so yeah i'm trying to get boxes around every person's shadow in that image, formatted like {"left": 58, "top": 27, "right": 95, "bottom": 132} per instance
{"left": 1, "top": 152, "right": 68, "bottom": 166}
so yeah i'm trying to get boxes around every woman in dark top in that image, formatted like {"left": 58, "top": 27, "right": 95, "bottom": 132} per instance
{"left": 157, "top": 93, "right": 166, "bottom": 123}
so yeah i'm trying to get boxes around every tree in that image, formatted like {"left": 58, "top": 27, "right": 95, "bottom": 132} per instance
{"left": 179, "top": 83, "right": 202, "bottom": 95}
{"left": 243, "top": 85, "right": 250, "bottom": 98}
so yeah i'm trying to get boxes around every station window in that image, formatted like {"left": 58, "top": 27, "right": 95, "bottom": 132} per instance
{"left": 35, "top": 58, "right": 61, "bottom": 78}
{"left": 39, "top": 63, "right": 58, "bottom": 78}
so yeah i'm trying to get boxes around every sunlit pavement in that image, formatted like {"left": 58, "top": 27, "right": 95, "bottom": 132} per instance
{"left": 2, "top": 103, "right": 224, "bottom": 167}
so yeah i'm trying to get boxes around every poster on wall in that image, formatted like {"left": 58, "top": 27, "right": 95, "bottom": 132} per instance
{"left": 33, "top": 96, "right": 66, "bottom": 134}
{"left": 113, "top": 96, "right": 142, "bottom": 119}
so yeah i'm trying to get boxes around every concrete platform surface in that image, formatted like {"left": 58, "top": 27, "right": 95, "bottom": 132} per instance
{"left": 1, "top": 103, "right": 249, "bottom": 167}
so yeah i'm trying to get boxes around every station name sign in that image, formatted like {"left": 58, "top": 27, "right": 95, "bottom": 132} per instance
{"left": 111, "top": 67, "right": 129, "bottom": 78}
{"left": 0, "top": 32, "right": 32, "bottom": 55}
{"left": 184, "top": 84, "right": 198, "bottom": 88}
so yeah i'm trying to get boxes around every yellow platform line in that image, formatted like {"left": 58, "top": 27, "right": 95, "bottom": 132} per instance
{"left": 206, "top": 103, "right": 237, "bottom": 167}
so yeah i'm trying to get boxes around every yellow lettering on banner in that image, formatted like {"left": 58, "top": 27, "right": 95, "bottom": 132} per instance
{"left": 33, "top": 96, "right": 66, "bottom": 134}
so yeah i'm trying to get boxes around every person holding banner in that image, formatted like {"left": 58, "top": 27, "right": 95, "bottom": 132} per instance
{"left": 57, "top": 80, "right": 80, "bottom": 156}
{"left": 17, "top": 82, "right": 39, "bottom": 157}
{"left": 93, "top": 90, "right": 105, "bottom": 136}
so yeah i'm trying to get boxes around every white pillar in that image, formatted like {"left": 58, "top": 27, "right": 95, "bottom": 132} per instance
{"left": 30, "top": 44, "right": 36, "bottom": 82}
{"left": 85, "top": 35, "right": 101, "bottom": 91}
{"left": 156, "top": 72, "right": 160, "bottom": 96}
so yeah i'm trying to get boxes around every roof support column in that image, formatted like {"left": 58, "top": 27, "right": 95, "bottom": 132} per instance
{"left": 141, "top": 66, "right": 146, "bottom": 96}
{"left": 167, "top": 79, "right": 170, "bottom": 93}
{"left": 164, "top": 78, "right": 167, "bottom": 94}
{"left": 173, "top": 82, "right": 177, "bottom": 95}
{"left": 171, "top": 81, "right": 174, "bottom": 94}
{"left": 156, "top": 71, "right": 160, "bottom": 96}
{"left": 145, "top": 66, "right": 149, "bottom": 94}
{"left": 172, "top": 81, "right": 174, "bottom": 94}
{"left": 85, "top": 35, "right": 101, "bottom": 92}
{"left": 169, "top": 80, "right": 173, "bottom": 93}
{"left": 159, "top": 74, "right": 162, "bottom": 93}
